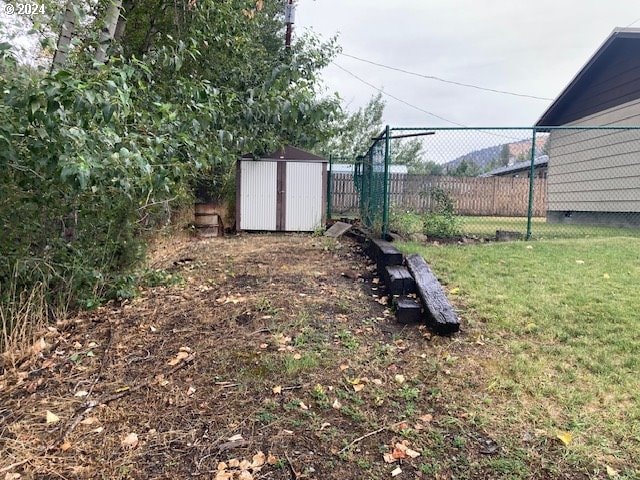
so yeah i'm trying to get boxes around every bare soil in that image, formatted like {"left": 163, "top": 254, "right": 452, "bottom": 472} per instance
{"left": 0, "top": 233, "right": 583, "bottom": 479}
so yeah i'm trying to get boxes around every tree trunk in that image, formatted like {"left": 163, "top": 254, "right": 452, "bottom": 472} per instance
{"left": 113, "top": 0, "right": 134, "bottom": 42}
{"left": 51, "top": 0, "right": 78, "bottom": 72}
{"left": 95, "top": 0, "right": 123, "bottom": 63}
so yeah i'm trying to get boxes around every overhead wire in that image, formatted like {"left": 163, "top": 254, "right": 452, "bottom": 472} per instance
{"left": 339, "top": 52, "right": 554, "bottom": 101}
{"left": 331, "top": 61, "right": 525, "bottom": 142}
{"left": 331, "top": 61, "right": 466, "bottom": 127}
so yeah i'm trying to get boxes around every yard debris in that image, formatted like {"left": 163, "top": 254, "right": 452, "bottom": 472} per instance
{"left": 167, "top": 350, "right": 190, "bottom": 366}
{"left": 324, "top": 221, "right": 352, "bottom": 238}
{"left": 555, "top": 431, "right": 573, "bottom": 446}
{"left": 45, "top": 411, "right": 60, "bottom": 424}
{"left": 121, "top": 432, "right": 139, "bottom": 449}
{"left": 272, "top": 385, "right": 282, "bottom": 395}
{"left": 606, "top": 465, "right": 619, "bottom": 477}
{"left": 391, "top": 466, "right": 402, "bottom": 476}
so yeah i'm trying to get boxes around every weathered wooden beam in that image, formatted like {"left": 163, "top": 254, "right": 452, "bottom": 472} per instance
{"left": 406, "top": 254, "right": 460, "bottom": 334}
{"left": 384, "top": 265, "right": 416, "bottom": 296}
{"left": 393, "top": 297, "right": 423, "bottom": 324}
{"left": 368, "top": 239, "right": 403, "bottom": 268}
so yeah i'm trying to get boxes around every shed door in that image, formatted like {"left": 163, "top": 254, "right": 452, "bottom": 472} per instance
{"left": 240, "top": 161, "right": 277, "bottom": 230}
{"left": 285, "top": 162, "right": 323, "bottom": 231}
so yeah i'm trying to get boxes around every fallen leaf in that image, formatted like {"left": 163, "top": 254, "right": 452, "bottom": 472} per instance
{"left": 267, "top": 454, "right": 278, "bottom": 465}
{"left": 339, "top": 364, "right": 349, "bottom": 371}
{"left": 332, "top": 399, "right": 342, "bottom": 410}
{"left": 60, "top": 441, "right": 72, "bottom": 452}
{"left": 217, "top": 462, "right": 228, "bottom": 471}
{"left": 556, "top": 431, "right": 572, "bottom": 446}
{"left": 292, "top": 353, "right": 302, "bottom": 360}
{"left": 92, "top": 426, "right": 104, "bottom": 434}
{"left": 394, "top": 374, "right": 405, "bottom": 384}
{"left": 150, "top": 326, "right": 158, "bottom": 333}
{"left": 353, "top": 383, "right": 365, "bottom": 392}
{"left": 449, "top": 287, "right": 460, "bottom": 295}
{"left": 383, "top": 452, "right": 396, "bottom": 464}
{"left": 239, "top": 460, "right": 251, "bottom": 470}
{"left": 606, "top": 465, "right": 619, "bottom": 477}
{"left": 238, "top": 471, "right": 253, "bottom": 480}
{"left": 74, "top": 390, "right": 89, "bottom": 397}
{"left": 228, "top": 434, "right": 244, "bottom": 442}
{"left": 187, "top": 386, "right": 196, "bottom": 396}
{"left": 167, "top": 350, "right": 189, "bottom": 366}
{"left": 392, "top": 447, "right": 407, "bottom": 460}
{"left": 373, "top": 378, "right": 383, "bottom": 385}
{"left": 32, "top": 337, "right": 48, "bottom": 355}
{"left": 299, "top": 401, "right": 309, "bottom": 410}
{"left": 46, "top": 411, "right": 60, "bottom": 424}
{"left": 405, "top": 447, "right": 420, "bottom": 458}
{"left": 391, "top": 466, "right": 402, "bottom": 477}
{"left": 251, "top": 451, "right": 266, "bottom": 468}
{"left": 121, "top": 432, "right": 139, "bottom": 449}
{"left": 272, "top": 385, "right": 282, "bottom": 395}
{"left": 80, "top": 416, "right": 99, "bottom": 425}
{"left": 4, "top": 473, "right": 21, "bottom": 480}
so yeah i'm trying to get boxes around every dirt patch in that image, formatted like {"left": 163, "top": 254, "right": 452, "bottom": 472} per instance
{"left": 0, "top": 233, "right": 581, "bottom": 479}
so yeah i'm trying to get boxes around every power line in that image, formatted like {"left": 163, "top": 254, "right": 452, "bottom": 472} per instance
{"left": 331, "top": 62, "right": 524, "bottom": 142}
{"left": 339, "top": 52, "right": 554, "bottom": 101}
{"left": 626, "top": 17, "right": 640, "bottom": 27}
{"left": 332, "top": 61, "right": 467, "bottom": 127}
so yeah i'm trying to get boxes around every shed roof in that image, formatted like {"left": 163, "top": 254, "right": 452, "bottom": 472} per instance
{"left": 536, "top": 28, "right": 640, "bottom": 127}
{"left": 241, "top": 145, "right": 327, "bottom": 162}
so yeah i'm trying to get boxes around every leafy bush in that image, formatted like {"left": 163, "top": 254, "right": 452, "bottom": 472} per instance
{"left": 422, "top": 188, "right": 461, "bottom": 238}
{"left": 389, "top": 209, "right": 424, "bottom": 236}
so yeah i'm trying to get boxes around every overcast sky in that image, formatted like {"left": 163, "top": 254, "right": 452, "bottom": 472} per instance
{"left": 296, "top": 0, "right": 640, "bottom": 128}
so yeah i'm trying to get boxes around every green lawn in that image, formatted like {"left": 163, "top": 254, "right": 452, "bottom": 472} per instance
{"left": 460, "top": 216, "right": 640, "bottom": 240}
{"left": 398, "top": 237, "right": 640, "bottom": 478}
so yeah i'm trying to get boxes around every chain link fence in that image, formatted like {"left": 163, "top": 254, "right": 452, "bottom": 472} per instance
{"left": 329, "top": 126, "right": 640, "bottom": 240}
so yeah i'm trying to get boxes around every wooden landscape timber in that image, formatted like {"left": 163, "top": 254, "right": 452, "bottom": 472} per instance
{"left": 406, "top": 254, "right": 460, "bottom": 334}
{"left": 383, "top": 265, "right": 416, "bottom": 296}
{"left": 367, "top": 239, "right": 403, "bottom": 269}
{"left": 393, "top": 297, "right": 423, "bottom": 324}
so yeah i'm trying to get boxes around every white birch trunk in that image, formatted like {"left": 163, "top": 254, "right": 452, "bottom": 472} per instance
{"left": 51, "top": 0, "right": 77, "bottom": 71}
{"left": 95, "top": 0, "right": 123, "bottom": 64}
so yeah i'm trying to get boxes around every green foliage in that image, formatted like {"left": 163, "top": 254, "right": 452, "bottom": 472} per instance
{"left": 0, "top": 0, "right": 341, "bottom": 331}
{"left": 423, "top": 188, "right": 462, "bottom": 238}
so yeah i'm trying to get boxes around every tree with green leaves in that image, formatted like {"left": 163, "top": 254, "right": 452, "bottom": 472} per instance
{"left": 0, "top": 0, "right": 342, "bottom": 314}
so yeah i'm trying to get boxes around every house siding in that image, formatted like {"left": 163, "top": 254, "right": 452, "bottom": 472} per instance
{"left": 547, "top": 98, "right": 640, "bottom": 214}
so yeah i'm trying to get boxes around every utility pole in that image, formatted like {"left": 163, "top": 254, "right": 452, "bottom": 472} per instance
{"left": 285, "top": 0, "right": 295, "bottom": 48}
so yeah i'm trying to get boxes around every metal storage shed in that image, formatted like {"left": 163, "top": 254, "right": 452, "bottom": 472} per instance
{"left": 236, "top": 146, "right": 328, "bottom": 231}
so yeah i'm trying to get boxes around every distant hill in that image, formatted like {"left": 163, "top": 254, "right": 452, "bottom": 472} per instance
{"left": 443, "top": 136, "right": 548, "bottom": 174}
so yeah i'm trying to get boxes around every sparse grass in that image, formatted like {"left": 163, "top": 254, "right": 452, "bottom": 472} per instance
{"left": 399, "top": 237, "right": 640, "bottom": 476}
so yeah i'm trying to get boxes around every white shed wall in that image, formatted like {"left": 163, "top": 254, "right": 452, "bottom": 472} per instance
{"left": 240, "top": 161, "right": 277, "bottom": 230}
{"left": 285, "top": 162, "right": 323, "bottom": 231}
{"left": 547, "top": 98, "right": 640, "bottom": 212}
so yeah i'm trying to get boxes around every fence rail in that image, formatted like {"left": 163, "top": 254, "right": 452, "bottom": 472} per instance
{"left": 331, "top": 173, "right": 547, "bottom": 217}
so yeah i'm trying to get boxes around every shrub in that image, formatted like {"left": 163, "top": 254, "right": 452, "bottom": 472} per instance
{"left": 422, "top": 188, "right": 461, "bottom": 238}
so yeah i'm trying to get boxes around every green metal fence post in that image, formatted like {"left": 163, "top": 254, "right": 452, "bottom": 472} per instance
{"left": 382, "top": 125, "right": 391, "bottom": 239}
{"left": 327, "top": 154, "right": 333, "bottom": 221}
{"left": 526, "top": 128, "right": 537, "bottom": 240}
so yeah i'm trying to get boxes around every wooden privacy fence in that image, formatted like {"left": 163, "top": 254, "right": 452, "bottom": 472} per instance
{"left": 331, "top": 173, "right": 548, "bottom": 217}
